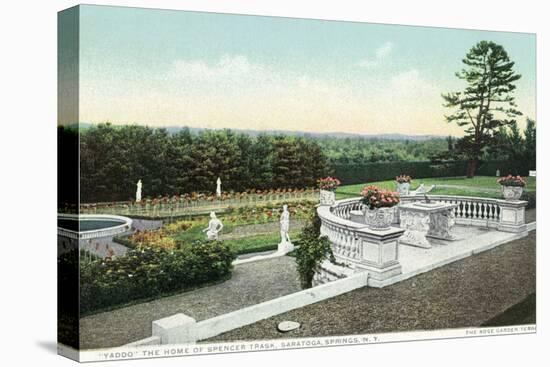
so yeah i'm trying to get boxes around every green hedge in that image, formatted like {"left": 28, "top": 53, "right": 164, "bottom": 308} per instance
{"left": 75, "top": 241, "right": 235, "bottom": 315}
{"left": 331, "top": 161, "right": 467, "bottom": 185}
{"left": 477, "top": 160, "right": 530, "bottom": 177}
{"left": 331, "top": 160, "right": 528, "bottom": 185}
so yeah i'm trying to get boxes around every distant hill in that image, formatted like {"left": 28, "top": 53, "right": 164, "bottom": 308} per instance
{"left": 77, "top": 122, "right": 449, "bottom": 141}
{"left": 164, "top": 126, "right": 449, "bottom": 141}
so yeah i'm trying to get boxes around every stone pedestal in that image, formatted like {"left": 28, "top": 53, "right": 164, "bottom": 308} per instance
{"left": 397, "top": 182, "right": 410, "bottom": 196}
{"left": 277, "top": 240, "right": 294, "bottom": 255}
{"left": 398, "top": 202, "right": 458, "bottom": 248}
{"left": 319, "top": 189, "right": 336, "bottom": 206}
{"left": 354, "top": 226, "right": 404, "bottom": 282}
{"left": 497, "top": 200, "right": 527, "bottom": 233}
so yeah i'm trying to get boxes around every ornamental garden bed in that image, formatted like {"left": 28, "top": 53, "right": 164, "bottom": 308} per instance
{"left": 114, "top": 201, "right": 313, "bottom": 255}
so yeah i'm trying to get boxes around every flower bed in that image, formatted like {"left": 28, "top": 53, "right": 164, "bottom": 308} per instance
{"left": 117, "top": 201, "right": 315, "bottom": 253}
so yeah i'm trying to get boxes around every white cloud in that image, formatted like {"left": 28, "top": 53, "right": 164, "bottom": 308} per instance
{"left": 359, "top": 41, "right": 394, "bottom": 68}
{"left": 82, "top": 55, "right": 466, "bottom": 135}
{"left": 170, "top": 54, "right": 259, "bottom": 81}
{"left": 376, "top": 42, "right": 393, "bottom": 58}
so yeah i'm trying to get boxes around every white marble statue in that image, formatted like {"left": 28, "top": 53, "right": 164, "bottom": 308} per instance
{"left": 216, "top": 177, "right": 222, "bottom": 198}
{"left": 277, "top": 204, "right": 294, "bottom": 254}
{"left": 136, "top": 179, "right": 142, "bottom": 202}
{"left": 203, "top": 211, "right": 224, "bottom": 240}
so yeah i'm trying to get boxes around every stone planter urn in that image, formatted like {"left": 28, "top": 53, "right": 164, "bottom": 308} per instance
{"left": 396, "top": 182, "right": 410, "bottom": 196}
{"left": 319, "top": 189, "right": 336, "bottom": 206}
{"left": 501, "top": 185, "right": 523, "bottom": 201}
{"left": 364, "top": 207, "right": 395, "bottom": 230}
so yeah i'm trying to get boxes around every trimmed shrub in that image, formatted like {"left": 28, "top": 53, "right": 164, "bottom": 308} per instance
{"left": 331, "top": 161, "right": 468, "bottom": 185}
{"left": 78, "top": 241, "right": 235, "bottom": 314}
{"left": 331, "top": 160, "right": 529, "bottom": 185}
{"left": 294, "top": 209, "right": 335, "bottom": 289}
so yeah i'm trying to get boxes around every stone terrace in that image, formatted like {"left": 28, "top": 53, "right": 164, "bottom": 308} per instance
{"left": 208, "top": 230, "right": 536, "bottom": 342}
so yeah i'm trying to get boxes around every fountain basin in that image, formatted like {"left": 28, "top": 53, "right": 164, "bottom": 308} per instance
{"left": 57, "top": 214, "right": 132, "bottom": 240}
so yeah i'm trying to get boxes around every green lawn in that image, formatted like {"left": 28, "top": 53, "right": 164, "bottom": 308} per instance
{"left": 171, "top": 220, "right": 302, "bottom": 255}
{"left": 223, "top": 230, "right": 301, "bottom": 255}
{"left": 336, "top": 175, "right": 536, "bottom": 200}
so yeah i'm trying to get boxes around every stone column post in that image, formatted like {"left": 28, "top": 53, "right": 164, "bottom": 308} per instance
{"left": 152, "top": 313, "right": 197, "bottom": 344}
{"left": 354, "top": 226, "right": 404, "bottom": 286}
{"left": 497, "top": 199, "right": 528, "bottom": 233}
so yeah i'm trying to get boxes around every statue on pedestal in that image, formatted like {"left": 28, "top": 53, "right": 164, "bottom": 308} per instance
{"left": 203, "top": 211, "right": 224, "bottom": 240}
{"left": 277, "top": 204, "right": 294, "bottom": 254}
{"left": 136, "top": 180, "right": 142, "bottom": 202}
{"left": 216, "top": 177, "right": 222, "bottom": 198}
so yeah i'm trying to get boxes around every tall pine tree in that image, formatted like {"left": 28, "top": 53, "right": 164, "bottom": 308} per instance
{"left": 442, "top": 41, "right": 522, "bottom": 178}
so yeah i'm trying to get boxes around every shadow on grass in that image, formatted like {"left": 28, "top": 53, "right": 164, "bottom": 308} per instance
{"left": 482, "top": 293, "right": 536, "bottom": 327}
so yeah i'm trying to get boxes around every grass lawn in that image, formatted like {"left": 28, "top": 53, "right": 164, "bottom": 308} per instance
{"left": 336, "top": 175, "right": 536, "bottom": 200}
{"left": 171, "top": 220, "right": 302, "bottom": 255}
{"left": 223, "top": 230, "right": 302, "bottom": 255}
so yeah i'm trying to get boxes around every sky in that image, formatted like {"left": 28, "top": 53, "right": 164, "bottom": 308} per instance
{"left": 60, "top": 5, "right": 536, "bottom": 136}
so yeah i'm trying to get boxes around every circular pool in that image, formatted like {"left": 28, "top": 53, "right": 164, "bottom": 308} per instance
{"left": 57, "top": 214, "right": 133, "bottom": 240}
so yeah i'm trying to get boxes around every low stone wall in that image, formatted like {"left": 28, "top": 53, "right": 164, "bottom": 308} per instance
{"left": 127, "top": 272, "right": 369, "bottom": 346}
{"left": 312, "top": 260, "right": 355, "bottom": 286}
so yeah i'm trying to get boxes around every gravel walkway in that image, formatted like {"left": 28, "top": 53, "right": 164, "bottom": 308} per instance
{"left": 131, "top": 218, "right": 164, "bottom": 231}
{"left": 208, "top": 231, "right": 536, "bottom": 342}
{"left": 80, "top": 255, "right": 300, "bottom": 349}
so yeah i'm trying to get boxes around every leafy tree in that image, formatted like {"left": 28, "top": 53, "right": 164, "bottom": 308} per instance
{"left": 524, "top": 118, "right": 536, "bottom": 170}
{"left": 295, "top": 208, "right": 334, "bottom": 289}
{"left": 79, "top": 124, "right": 331, "bottom": 202}
{"left": 487, "top": 118, "right": 536, "bottom": 174}
{"left": 442, "top": 41, "right": 522, "bottom": 177}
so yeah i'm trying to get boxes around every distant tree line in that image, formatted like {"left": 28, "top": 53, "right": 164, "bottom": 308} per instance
{"left": 488, "top": 119, "right": 536, "bottom": 169}
{"left": 433, "top": 118, "right": 536, "bottom": 175}
{"left": 315, "top": 137, "right": 448, "bottom": 164}
{"left": 78, "top": 124, "right": 330, "bottom": 202}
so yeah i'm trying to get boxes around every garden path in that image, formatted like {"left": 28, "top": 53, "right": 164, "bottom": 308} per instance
{"left": 79, "top": 255, "right": 300, "bottom": 349}
{"left": 209, "top": 230, "right": 536, "bottom": 342}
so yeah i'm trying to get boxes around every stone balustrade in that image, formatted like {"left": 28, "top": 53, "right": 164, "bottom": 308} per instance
{"left": 317, "top": 194, "right": 528, "bottom": 285}
{"left": 329, "top": 195, "right": 527, "bottom": 232}
{"left": 399, "top": 194, "right": 527, "bottom": 233}
{"left": 317, "top": 199, "right": 404, "bottom": 283}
